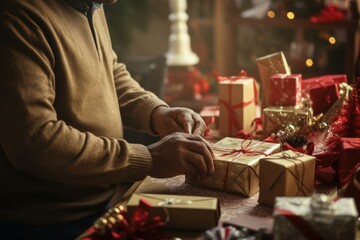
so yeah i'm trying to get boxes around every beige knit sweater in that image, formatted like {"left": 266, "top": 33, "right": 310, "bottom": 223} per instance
{"left": 0, "top": 0, "right": 167, "bottom": 224}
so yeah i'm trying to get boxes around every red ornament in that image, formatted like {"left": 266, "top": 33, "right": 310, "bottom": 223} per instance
{"left": 310, "top": 5, "right": 346, "bottom": 23}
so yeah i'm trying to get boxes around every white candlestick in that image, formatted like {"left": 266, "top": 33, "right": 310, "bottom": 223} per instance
{"left": 166, "top": 0, "right": 199, "bottom": 66}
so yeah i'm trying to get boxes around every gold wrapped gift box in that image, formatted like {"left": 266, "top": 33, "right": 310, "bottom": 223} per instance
{"left": 263, "top": 106, "right": 310, "bottom": 136}
{"left": 126, "top": 193, "right": 220, "bottom": 230}
{"left": 187, "top": 137, "right": 280, "bottom": 197}
{"left": 258, "top": 150, "right": 316, "bottom": 207}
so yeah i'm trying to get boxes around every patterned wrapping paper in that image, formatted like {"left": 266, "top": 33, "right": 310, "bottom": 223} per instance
{"left": 126, "top": 193, "right": 220, "bottom": 230}
{"left": 339, "top": 138, "right": 360, "bottom": 188}
{"left": 218, "top": 77, "right": 256, "bottom": 137}
{"left": 186, "top": 137, "right": 281, "bottom": 197}
{"left": 268, "top": 74, "right": 302, "bottom": 106}
{"left": 263, "top": 106, "right": 310, "bottom": 137}
{"left": 273, "top": 196, "right": 359, "bottom": 240}
{"left": 256, "top": 51, "right": 291, "bottom": 109}
{"left": 258, "top": 150, "right": 316, "bottom": 207}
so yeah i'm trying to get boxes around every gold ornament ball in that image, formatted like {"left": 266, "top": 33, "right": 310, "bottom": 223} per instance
{"left": 318, "top": 122, "right": 328, "bottom": 131}
{"left": 284, "top": 125, "right": 296, "bottom": 135}
{"left": 276, "top": 130, "right": 285, "bottom": 138}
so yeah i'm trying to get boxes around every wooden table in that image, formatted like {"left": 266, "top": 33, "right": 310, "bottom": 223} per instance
{"left": 125, "top": 175, "right": 339, "bottom": 240}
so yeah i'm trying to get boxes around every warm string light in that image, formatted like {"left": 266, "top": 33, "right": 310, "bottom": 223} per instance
{"left": 287, "top": 12, "right": 295, "bottom": 20}
{"left": 267, "top": 10, "right": 275, "bottom": 18}
{"left": 329, "top": 36, "right": 336, "bottom": 44}
{"left": 306, "top": 59, "right": 314, "bottom": 68}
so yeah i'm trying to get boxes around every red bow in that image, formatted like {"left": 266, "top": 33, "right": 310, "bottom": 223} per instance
{"left": 79, "top": 199, "right": 169, "bottom": 240}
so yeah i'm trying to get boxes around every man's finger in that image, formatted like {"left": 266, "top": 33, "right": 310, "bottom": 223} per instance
{"left": 181, "top": 136, "right": 214, "bottom": 174}
{"left": 180, "top": 115, "right": 193, "bottom": 134}
{"left": 192, "top": 115, "right": 206, "bottom": 135}
{"left": 185, "top": 151, "right": 208, "bottom": 178}
{"left": 183, "top": 122, "right": 192, "bottom": 134}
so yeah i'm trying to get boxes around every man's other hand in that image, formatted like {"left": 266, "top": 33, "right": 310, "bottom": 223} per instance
{"left": 151, "top": 106, "right": 206, "bottom": 136}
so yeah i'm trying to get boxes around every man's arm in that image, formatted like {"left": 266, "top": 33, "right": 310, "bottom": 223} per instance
{"left": 111, "top": 51, "right": 169, "bottom": 134}
{"left": 0, "top": 10, "right": 151, "bottom": 186}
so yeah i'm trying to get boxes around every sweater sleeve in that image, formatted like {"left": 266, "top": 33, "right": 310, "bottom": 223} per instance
{"left": 112, "top": 51, "right": 169, "bottom": 133}
{"left": 0, "top": 10, "right": 152, "bottom": 186}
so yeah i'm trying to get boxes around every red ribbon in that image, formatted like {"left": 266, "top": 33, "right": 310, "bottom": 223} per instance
{"left": 80, "top": 199, "right": 168, "bottom": 240}
{"left": 274, "top": 209, "right": 325, "bottom": 240}
{"left": 202, "top": 106, "right": 219, "bottom": 138}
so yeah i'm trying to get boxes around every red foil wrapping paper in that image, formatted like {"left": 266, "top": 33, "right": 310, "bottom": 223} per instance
{"left": 269, "top": 74, "right": 302, "bottom": 106}
{"left": 302, "top": 76, "right": 340, "bottom": 116}
{"left": 339, "top": 137, "right": 360, "bottom": 188}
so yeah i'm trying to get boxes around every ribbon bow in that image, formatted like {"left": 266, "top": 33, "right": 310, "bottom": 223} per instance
{"left": 79, "top": 199, "right": 169, "bottom": 240}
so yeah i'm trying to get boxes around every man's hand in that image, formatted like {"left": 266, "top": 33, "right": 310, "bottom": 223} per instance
{"left": 147, "top": 132, "right": 214, "bottom": 179}
{"left": 151, "top": 106, "right": 206, "bottom": 136}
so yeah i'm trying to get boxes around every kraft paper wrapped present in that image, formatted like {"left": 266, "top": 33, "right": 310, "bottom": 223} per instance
{"left": 339, "top": 137, "right": 360, "bottom": 188}
{"left": 258, "top": 150, "right": 316, "bottom": 207}
{"left": 187, "top": 137, "right": 281, "bottom": 197}
{"left": 218, "top": 76, "right": 256, "bottom": 137}
{"left": 269, "top": 74, "right": 302, "bottom": 106}
{"left": 263, "top": 106, "right": 310, "bottom": 137}
{"left": 273, "top": 196, "right": 359, "bottom": 240}
{"left": 126, "top": 193, "right": 220, "bottom": 230}
{"left": 256, "top": 51, "right": 291, "bottom": 109}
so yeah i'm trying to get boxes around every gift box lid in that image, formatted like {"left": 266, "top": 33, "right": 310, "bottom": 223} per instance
{"left": 213, "top": 137, "right": 281, "bottom": 156}
{"left": 273, "top": 196, "right": 358, "bottom": 240}
{"left": 274, "top": 196, "right": 358, "bottom": 217}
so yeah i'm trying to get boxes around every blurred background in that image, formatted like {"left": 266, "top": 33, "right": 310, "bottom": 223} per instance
{"left": 104, "top": 0, "right": 360, "bottom": 98}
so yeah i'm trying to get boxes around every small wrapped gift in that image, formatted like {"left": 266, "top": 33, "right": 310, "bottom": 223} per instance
{"left": 256, "top": 51, "right": 291, "bottom": 109}
{"left": 126, "top": 193, "right": 220, "bottom": 230}
{"left": 218, "top": 75, "right": 256, "bottom": 137}
{"left": 258, "top": 150, "right": 316, "bottom": 207}
{"left": 273, "top": 195, "right": 359, "bottom": 240}
{"left": 339, "top": 138, "right": 360, "bottom": 188}
{"left": 269, "top": 74, "right": 302, "bottom": 106}
{"left": 302, "top": 76, "right": 340, "bottom": 116}
{"left": 187, "top": 137, "right": 281, "bottom": 197}
{"left": 263, "top": 106, "right": 310, "bottom": 137}
{"left": 200, "top": 105, "right": 220, "bottom": 130}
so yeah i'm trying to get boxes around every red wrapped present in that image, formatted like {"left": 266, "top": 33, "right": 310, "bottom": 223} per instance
{"left": 342, "top": 164, "right": 360, "bottom": 212}
{"left": 269, "top": 74, "right": 302, "bottom": 106}
{"left": 302, "top": 76, "right": 339, "bottom": 116}
{"left": 313, "top": 151, "right": 339, "bottom": 184}
{"left": 339, "top": 138, "right": 360, "bottom": 188}
{"left": 327, "top": 74, "right": 347, "bottom": 85}
{"left": 200, "top": 105, "right": 219, "bottom": 130}
{"left": 304, "top": 74, "right": 347, "bottom": 87}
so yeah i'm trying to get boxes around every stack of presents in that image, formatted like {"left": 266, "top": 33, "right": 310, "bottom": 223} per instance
{"left": 79, "top": 52, "right": 360, "bottom": 240}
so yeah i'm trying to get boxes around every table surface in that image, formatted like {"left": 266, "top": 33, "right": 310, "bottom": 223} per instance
{"left": 130, "top": 175, "right": 339, "bottom": 240}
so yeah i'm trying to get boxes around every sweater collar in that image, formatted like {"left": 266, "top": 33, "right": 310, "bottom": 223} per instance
{"left": 66, "top": 0, "right": 102, "bottom": 15}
